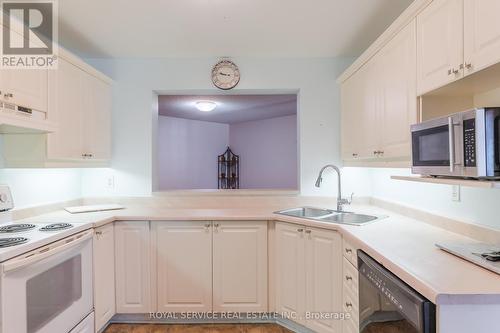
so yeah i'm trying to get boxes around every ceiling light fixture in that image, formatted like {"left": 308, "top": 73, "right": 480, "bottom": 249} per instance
{"left": 195, "top": 100, "right": 217, "bottom": 112}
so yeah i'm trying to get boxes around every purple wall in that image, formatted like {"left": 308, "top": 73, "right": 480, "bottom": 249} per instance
{"left": 229, "top": 115, "right": 298, "bottom": 189}
{"left": 158, "top": 116, "right": 229, "bottom": 190}
{"left": 158, "top": 115, "right": 298, "bottom": 190}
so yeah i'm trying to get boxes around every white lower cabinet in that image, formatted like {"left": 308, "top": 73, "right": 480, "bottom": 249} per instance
{"left": 275, "top": 222, "right": 342, "bottom": 333}
{"left": 305, "top": 228, "right": 343, "bottom": 333}
{"left": 153, "top": 220, "right": 268, "bottom": 313}
{"left": 154, "top": 221, "right": 213, "bottom": 312}
{"left": 275, "top": 222, "right": 306, "bottom": 325}
{"left": 93, "top": 224, "right": 115, "bottom": 331}
{"left": 213, "top": 221, "right": 268, "bottom": 312}
{"left": 115, "top": 221, "right": 151, "bottom": 313}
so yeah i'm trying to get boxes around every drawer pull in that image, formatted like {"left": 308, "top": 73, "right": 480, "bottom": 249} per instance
{"left": 345, "top": 248, "right": 353, "bottom": 254}
{"left": 345, "top": 275, "right": 353, "bottom": 281}
{"left": 345, "top": 302, "right": 353, "bottom": 309}
{"left": 297, "top": 228, "right": 304, "bottom": 233}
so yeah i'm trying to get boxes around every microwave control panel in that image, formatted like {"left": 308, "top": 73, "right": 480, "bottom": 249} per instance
{"left": 463, "top": 118, "right": 476, "bottom": 167}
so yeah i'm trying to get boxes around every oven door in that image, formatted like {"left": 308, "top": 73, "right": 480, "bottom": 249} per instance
{"left": 0, "top": 230, "right": 93, "bottom": 333}
{"left": 411, "top": 116, "right": 463, "bottom": 177}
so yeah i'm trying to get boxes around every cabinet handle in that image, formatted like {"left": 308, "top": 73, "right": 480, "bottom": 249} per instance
{"left": 95, "top": 231, "right": 102, "bottom": 235}
{"left": 204, "top": 223, "right": 211, "bottom": 231}
{"left": 214, "top": 223, "right": 220, "bottom": 232}
{"left": 305, "top": 230, "right": 312, "bottom": 234}
{"left": 448, "top": 68, "right": 459, "bottom": 75}
{"left": 4, "top": 93, "right": 13, "bottom": 98}
{"left": 345, "top": 275, "right": 353, "bottom": 281}
{"left": 373, "top": 151, "right": 378, "bottom": 156}
{"left": 345, "top": 248, "right": 353, "bottom": 254}
{"left": 345, "top": 302, "right": 353, "bottom": 309}
{"left": 297, "top": 228, "right": 304, "bottom": 233}
{"left": 465, "top": 62, "right": 472, "bottom": 69}
{"left": 352, "top": 153, "right": 358, "bottom": 158}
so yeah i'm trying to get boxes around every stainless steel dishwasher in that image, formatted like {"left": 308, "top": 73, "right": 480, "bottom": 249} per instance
{"left": 357, "top": 251, "right": 436, "bottom": 333}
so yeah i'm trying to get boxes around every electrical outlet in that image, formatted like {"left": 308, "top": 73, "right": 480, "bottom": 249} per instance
{"left": 452, "top": 185, "right": 461, "bottom": 202}
{"left": 106, "top": 175, "right": 115, "bottom": 190}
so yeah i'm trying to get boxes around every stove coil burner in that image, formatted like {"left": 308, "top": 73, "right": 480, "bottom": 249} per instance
{"left": 40, "top": 223, "right": 73, "bottom": 232}
{"left": 0, "top": 237, "right": 28, "bottom": 248}
{"left": 0, "top": 224, "right": 36, "bottom": 233}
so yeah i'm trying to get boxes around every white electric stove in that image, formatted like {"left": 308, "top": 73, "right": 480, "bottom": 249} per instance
{"left": 0, "top": 185, "right": 95, "bottom": 333}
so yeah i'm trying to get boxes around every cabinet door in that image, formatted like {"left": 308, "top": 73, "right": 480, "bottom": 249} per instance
{"left": 82, "top": 73, "right": 112, "bottom": 160}
{"left": 275, "top": 222, "right": 305, "bottom": 325}
{"left": 464, "top": 0, "right": 500, "bottom": 75}
{"left": 213, "top": 221, "right": 268, "bottom": 312}
{"left": 47, "top": 57, "right": 84, "bottom": 160}
{"left": 341, "top": 70, "right": 364, "bottom": 161}
{"left": 0, "top": 29, "right": 48, "bottom": 112}
{"left": 115, "top": 221, "right": 151, "bottom": 313}
{"left": 1, "top": 68, "right": 48, "bottom": 112}
{"left": 93, "top": 224, "right": 115, "bottom": 331}
{"left": 379, "top": 21, "right": 417, "bottom": 159}
{"left": 304, "top": 228, "right": 342, "bottom": 333}
{"left": 417, "top": 0, "right": 463, "bottom": 95}
{"left": 358, "top": 55, "right": 382, "bottom": 160}
{"left": 155, "top": 221, "right": 212, "bottom": 312}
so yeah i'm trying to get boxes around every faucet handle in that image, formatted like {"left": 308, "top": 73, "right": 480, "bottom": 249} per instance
{"left": 340, "top": 193, "right": 354, "bottom": 206}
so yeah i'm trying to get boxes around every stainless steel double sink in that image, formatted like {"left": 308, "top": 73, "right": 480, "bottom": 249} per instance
{"left": 274, "top": 207, "right": 384, "bottom": 226}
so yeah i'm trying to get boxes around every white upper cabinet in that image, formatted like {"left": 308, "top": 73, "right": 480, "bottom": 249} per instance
{"left": 464, "top": 0, "right": 500, "bottom": 75}
{"left": 82, "top": 72, "right": 112, "bottom": 160}
{"left": 2, "top": 50, "right": 112, "bottom": 167}
{"left": 379, "top": 21, "right": 417, "bottom": 159}
{"left": 47, "top": 57, "right": 84, "bottom": 160}
{"left": 154, "top": 221, "right": 212, "bottom": 312}
{"left": 341, "top": 20, "right": 417, "bottom": 163}
{"left": 48, "top": 54, "right": 112, "bottom": 162}
{"left": 417, "top": 0, "right": 464, "bottom": 95}
{"left": 1, "top": 68, "right": 48, "bottom": 112}
{"left": 213, "top": 221, "right": 268, "bottom": 312}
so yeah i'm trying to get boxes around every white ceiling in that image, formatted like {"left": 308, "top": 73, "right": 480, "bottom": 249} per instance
{"left": 58, "top": 0, "right": 413, "bottom": 58}
{"left": 158, "top": 94, "right": 297, "bottom": 124}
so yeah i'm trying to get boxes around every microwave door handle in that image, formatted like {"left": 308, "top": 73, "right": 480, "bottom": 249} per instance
{"left": 2, "top": 230, "right": 93, "bottom": 273}
{"left": 449, "top": 117, "right": 455, "bottom": 173}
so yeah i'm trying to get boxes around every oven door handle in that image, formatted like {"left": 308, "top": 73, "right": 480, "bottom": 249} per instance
{"left": 2, "top": 229, "right": 93, "bottom": 273}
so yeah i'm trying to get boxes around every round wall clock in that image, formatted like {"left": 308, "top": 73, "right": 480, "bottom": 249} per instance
{"left": 211, "top": 60, "right": 240, "bottom": 90}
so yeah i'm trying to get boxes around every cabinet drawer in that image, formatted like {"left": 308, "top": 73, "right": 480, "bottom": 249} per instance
{"left": 343, "top": 286, "right": 359, "bottom": 326}
{"left": 343, "top": 257, "right": 358, "bottom": 297}
{"left": 343, "top": 238, "right": 358, "bottom": 266}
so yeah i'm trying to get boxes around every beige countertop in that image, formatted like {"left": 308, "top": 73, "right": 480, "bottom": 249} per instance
{"left": 19, "top": 203, "right": 500, "bottom": 306}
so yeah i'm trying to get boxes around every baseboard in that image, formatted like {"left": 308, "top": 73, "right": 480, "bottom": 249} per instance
{"left": 106, "top": 313, "right": 316, "bottom": 333}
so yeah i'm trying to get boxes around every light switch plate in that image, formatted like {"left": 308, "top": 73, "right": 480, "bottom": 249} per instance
{"left": 0, "top": 185, "right": 14, "bottom": 211}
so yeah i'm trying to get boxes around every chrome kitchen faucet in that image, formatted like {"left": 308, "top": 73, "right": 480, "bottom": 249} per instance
{"left": 315, "top": 164, "right": 353, "bottom": 211}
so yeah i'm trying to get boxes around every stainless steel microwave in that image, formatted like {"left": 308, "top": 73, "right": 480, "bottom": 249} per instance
{"left": 411, "top": 108, "right": 500, "bottom": 178}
